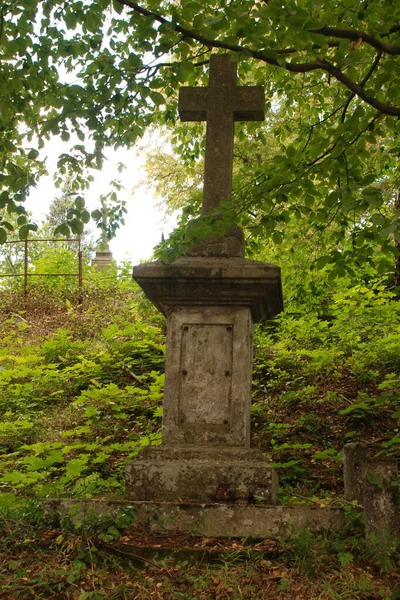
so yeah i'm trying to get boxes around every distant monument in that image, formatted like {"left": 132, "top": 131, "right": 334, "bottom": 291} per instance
{"left": 126, "top": 55, "right": 283, "bottom": 509}
{"left": 91, "top": 197, "right": 114, "bottom": 270}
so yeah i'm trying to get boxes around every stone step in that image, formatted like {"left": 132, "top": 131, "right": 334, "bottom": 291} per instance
{"left": 44, "top": 499, "right": 344, "bottom": 539}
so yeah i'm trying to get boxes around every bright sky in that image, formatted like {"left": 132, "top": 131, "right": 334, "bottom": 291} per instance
{"left": 25, "top": 136, "right": 177, "bottom": 266}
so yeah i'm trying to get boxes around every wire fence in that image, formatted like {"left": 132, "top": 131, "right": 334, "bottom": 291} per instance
{"left": 0, "top": 238, "right": 83, "bottom": 299}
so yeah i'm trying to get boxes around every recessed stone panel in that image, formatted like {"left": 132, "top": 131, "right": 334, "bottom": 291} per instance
{"left": 162, "top": 307, "right": 252, "bottom": 447}
{"left": 179, "top": 323, "right": 233, "bottom": 425}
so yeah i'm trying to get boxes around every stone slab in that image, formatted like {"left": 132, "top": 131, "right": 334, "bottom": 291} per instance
{"left": 162, "top": 306, "right": 253, "bottom": 447}
{"left": 44, "top": 499, "right": 345, "bottom": 539}
{"left": 363, "top": 459, "right": 399, "bottom": 540}
{"left": 126, "top": 447, "right": 277, "bottom": 504}
{"left": 132, "top": 256, "right": 283, "bottom": 322}
{"left": 343, "top": 442, "right": 367, "bottom": 506}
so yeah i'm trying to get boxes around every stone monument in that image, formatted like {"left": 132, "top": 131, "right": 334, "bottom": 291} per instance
{"left": 92, "top": 197, "right": 114, "bottom": 270}
{"left": 44, "top": 55, "right": 343, "bottom": 539}
{"left": 126, "top": 55, "right": 283, "bottom": 506}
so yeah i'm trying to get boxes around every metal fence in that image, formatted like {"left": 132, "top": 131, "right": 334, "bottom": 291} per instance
{"left": 0, "top": 238, "right": 83, "bottom": 297}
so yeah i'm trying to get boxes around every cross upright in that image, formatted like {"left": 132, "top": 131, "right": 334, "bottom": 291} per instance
{"left": 179, "top": 54, "right": 265, "bottom": 215}
{"left": 100, "top": 196, "right": 110, "bottom": 251}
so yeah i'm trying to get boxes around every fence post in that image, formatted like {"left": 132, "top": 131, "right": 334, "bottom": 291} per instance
{"left": 24, "top": 239, "right": 28, "bottom": 296}
{"left": 78, "top": 238, "right": 83, "bottom": 305}
{"left": 343, "top": 442, "right": 367, "bottom": 506}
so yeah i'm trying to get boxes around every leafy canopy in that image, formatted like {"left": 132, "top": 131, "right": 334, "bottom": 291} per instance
{"left": 1, "top": 0, "right": 399, "bottom": 274}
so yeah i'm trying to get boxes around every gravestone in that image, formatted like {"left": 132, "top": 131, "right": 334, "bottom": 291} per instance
{"left": 343, "top": 442, "right": 367, "bottom": 506}
{"left": 126, "top": 55, "right": 283, "bottom": 506}
{"left": 92, "top": 197, "right": 114, "bottom": 270}
{"left": 363, "top": 460, "right": 399, "bottom": 541}
{"left": 179, "top": 54, "right": 264, "bottom": 257}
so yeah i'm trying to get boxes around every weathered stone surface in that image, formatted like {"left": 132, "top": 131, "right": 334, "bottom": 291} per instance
{"left": 363, "top": 459, "right": 399, "bottom": 540}
{"left": 135, "top": 504, "right": 345, "bottom": 539}
{"left": 179, "top": 55, "right": 264, "bottom": 218}
{"left": 343, "top": 442, "right": 367, "bottom": 506}
{"left": 91, "top": 248, "right": 114, "bottom": 270}
{"left": 126, "top": 447, "right": 277, "bottom": 504}
{"left": 44, "top": 499, "right": 345, "bottom": 539}
{"left": 186, "top": 225, "right": 245, "bottom": 258}
{"left": 132, "top": 258, "right": 282, "bottom": 448}
{"left": 126, "top": 56, "right": 281, "bottom": 518}
{"left": 162, "top": 306, "right": 253, "bottom": 447}
{"left": 132, "top": 257, "right": 283, "bottom": 322}
{"left": 178, "top": 55, "right": 264, "bottom": 256}
{"left": 129, "top": 256, "right": 283, "bottom": 504}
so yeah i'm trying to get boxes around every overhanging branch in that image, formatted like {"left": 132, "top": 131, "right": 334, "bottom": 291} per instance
{"left": 311, "top": 26, "right": 400, "bottom": 56}
{"left": 115, "top": 0, "right": 400, "bottom": 117}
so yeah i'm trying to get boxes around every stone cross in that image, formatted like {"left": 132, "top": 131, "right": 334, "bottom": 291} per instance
{"left": 179, "top": 54, "right": 265, "bottom": 215}
{"left": 100, "top": 196, "right": 109, "bottom": 249}
{"left": 128, "top": 57, "right": 283, "bottom": 511}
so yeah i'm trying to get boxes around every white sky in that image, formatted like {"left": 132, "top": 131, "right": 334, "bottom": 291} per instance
{"left": 25, "top": 137, "right": 177, "bottom": 266}
{"left": 13, "top": 9, "right": 180, "bottom": 266}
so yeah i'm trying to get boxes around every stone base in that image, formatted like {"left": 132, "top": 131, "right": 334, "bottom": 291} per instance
{"left": 125, "top": 447, "right": 278, "bottom": 504}
{"left": 44, "top": 499, "right": 345, "bottom": 539}
{"left": 133, "top": 503, "right": 345, "bottom": 538}
{"left": 186, "top": 225, "right": 245, "bottom": 258}
{"left": 92, "top": 250, "right": 114, "bottom": 270}
{"left": 132, "top": 256, "right": 283, "bottom": 323}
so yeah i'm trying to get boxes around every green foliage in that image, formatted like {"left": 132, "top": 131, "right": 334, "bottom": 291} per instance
{"left": 1, "top": 257, "right": 398, "bottom": 499}
{"left": 0, "top": 270, "right": 165, "bottom": 498}
{"left": 0, "top": 237, "right": 398, "bottom": 519}
{"left": 0, "top": 0, "right": 399, "bottom": 285}
{"left": 281, "top": 526, "right": 399, "bottom": 583}
{"left": 252, "top": 279, "right": 400, "bottom": 484}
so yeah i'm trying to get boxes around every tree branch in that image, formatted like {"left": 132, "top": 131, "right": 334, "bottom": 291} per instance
{"left": 341, "top": 50, "right": 382, "bottom": 122}
{"left": 0, "top": 4, "right": 6, "bottom": 47}
{"left": 115, "top": 0, "right": 400, "bottom": 117}
{"left": 302, "top": 104, "right": 345, "bottom": 153}
{"left": 311, "top": 26, "right": 400, "bottom": 56}
{"left": 310, "top": 27, "right": 400, "bottom": 56}
{"left": 314, "top": 58, "right": 399, "bottom": 115}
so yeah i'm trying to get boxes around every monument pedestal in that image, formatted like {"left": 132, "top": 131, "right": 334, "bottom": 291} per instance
{"left": 126, "top": 446, "right": 278, "bottom": 504}
{"left": 126, "top": 257, "right": 283, "bottom": 505}
{"left": 126, "top": 56, "right": 283, "bottom": 515}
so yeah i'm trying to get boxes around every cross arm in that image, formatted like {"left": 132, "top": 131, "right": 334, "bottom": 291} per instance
{"left": 179, "top": 86, "right": 265, "bottom": 122}
{"left": 233, "top": 87, "right": 265, "bottom": 121}
{"left": 179, "top": 88, "right": 209, "bottom": 121}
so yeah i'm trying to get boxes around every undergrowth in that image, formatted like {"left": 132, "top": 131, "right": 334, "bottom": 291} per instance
{"left": 0, "top": 271, "right": 399, "bottom": 501}
{"left": 0, "top": 260, "right": 399, "bottom": 598}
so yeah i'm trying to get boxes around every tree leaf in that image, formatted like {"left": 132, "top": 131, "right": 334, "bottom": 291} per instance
{"left": 54, "top": 223, "right": 71, "bottom": 237}
{"left": 379, "top": 223, "right": 397, "bottom": 238}
{"left": 27, "top": 149, "right": 39, "bottom": 160}
{"left": 18, "top": 224, "right": 30, "bottom": 240}
{"left": 74, "top": 196, "right": 85, "bottom": 210}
